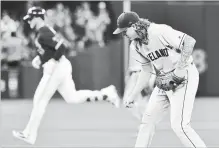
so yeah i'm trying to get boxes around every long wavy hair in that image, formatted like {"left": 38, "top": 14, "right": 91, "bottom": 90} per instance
{"left": 132, "top": 18, "right": 151, "bottom": 46}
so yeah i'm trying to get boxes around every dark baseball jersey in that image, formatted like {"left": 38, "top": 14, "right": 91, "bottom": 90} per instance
{"left": 35, "top": 25, "right": 66, "bottom": 65}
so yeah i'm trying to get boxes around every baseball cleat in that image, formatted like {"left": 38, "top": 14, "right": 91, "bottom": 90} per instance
{"left": 12, "top": 130, "right": 36, "bottom": 145}
{"left": 101, "top": 85, "right": 121, "bottom": 108}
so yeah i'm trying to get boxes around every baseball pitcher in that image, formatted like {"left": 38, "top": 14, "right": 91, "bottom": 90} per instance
{"left": 12, "top": 7, "right": 120, "bottom": 145}
{"left": 113, "top": 11, "right": 207, "bottom": 148}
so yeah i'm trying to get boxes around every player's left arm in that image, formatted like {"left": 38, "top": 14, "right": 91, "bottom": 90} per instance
{"left": 38, "top": 27, "right": 67, "bottom": 61}
{"left": 160, "top": 25, "right": 196, "bottom": 77}
{"left": 174, "top": 34, "right": 196, "bottom": 77}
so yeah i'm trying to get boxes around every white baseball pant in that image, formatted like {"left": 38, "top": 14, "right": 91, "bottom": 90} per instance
{"left": 22, "top": 56, "right": 107, "bottom": 141}
{"left": 135, "top": 63, "right": 207, "bottom": 148}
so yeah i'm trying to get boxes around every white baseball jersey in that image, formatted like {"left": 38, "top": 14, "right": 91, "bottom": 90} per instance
{"left": 130, "top": 23, "right": 193, "bottom": 73}
{"left": 132, "top": 23, "right": 207, "bottom": 148}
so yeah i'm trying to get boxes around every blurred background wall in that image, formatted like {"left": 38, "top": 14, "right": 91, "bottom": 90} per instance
{"left": 1, "top": 1, "right": 218, "bottom": 99}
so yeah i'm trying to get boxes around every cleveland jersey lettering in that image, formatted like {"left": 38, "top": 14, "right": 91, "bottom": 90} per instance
{"left": 147, "top": 48, "right": 169, "bottom": 61}
{"left": 131, "top": 23, "right": 193, "bottom": 73}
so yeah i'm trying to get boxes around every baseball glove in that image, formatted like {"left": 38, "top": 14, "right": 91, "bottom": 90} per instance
{"left": 155, "top": 70, "right": 186, "bottom": 91}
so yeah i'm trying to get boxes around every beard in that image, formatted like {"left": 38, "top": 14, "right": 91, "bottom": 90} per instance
{"left": 133, "top": 19, "right": 151, "bottom": 45}
{"left": 135, "top": 30, "right": 149, "bottom": 45}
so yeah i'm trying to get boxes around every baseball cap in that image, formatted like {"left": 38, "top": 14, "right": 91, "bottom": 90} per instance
{"left": 23, "top": 7, "right": 45, "bottom": 21}
{"left": 113, "top": 11, "right": 140, "bottom": 34}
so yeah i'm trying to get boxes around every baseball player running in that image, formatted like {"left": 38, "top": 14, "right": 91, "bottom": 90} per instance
{"left": 113, "top": 11, "right": 207, "bottom": 148}
{"left": 12, "top": 7, "right": 120, "bottom": 145}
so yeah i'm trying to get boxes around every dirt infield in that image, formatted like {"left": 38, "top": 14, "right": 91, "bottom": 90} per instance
{"left": 1, "top": 98, "right": 219, "bottom": 148}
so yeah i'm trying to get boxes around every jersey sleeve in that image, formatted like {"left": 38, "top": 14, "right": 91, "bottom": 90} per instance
{"left": 128, "top": 41, "right": 150, "bottom": 72}
{"left": 159, "top": 25, "right": 186, "bottom": 50}
{"left": 38, "top": 26, "right": 66, "bottom": 60}
{"left": 38, "top": 26, "right": 64, "bottom": 50}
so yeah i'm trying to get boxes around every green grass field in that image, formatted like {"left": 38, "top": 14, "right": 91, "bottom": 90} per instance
{"left": 1, "top": 98, "right": 219, "bottom": 148}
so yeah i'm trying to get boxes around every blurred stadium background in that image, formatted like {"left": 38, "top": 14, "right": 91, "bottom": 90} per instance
{"left": 1, "top": 1, "right": 219, "bottom": 147}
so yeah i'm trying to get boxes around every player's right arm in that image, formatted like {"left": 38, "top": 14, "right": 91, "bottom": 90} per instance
{"left": 123, "top": 41, "right": 153, "bottom": 107}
